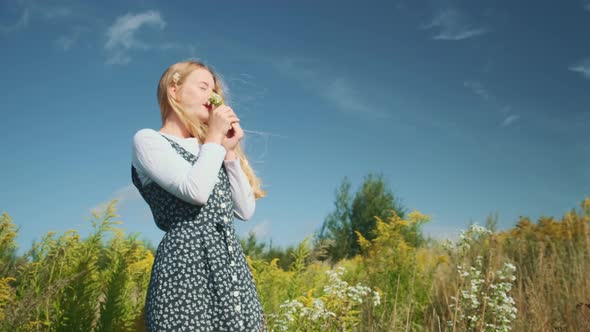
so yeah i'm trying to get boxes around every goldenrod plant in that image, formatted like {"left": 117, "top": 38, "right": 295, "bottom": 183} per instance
{"left": 1, "top": 188, "right": 590, "bottom": 331}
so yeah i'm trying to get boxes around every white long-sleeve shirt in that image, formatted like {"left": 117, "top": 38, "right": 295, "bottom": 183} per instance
{"left": 131, "top": 128, "right": 255, "bottom": 221}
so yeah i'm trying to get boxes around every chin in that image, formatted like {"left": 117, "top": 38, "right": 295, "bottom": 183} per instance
{"left": 193, "top": 113, "right": 208, "bottom": 123}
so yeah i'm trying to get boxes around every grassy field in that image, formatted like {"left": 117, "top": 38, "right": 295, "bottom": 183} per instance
{"left": 1, "top": 196, "right": 589, "bottom": 331}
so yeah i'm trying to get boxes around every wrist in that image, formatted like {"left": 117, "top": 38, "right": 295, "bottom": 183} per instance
{"left": 205, "top": 133, "right": 224, "bottom": 145}
{"left": 224, "top": 150, "right": 238, "bottom": 161}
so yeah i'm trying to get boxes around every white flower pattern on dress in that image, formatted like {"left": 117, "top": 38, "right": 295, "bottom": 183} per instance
{"left": 131, "top": 134, "right": 267, "bottom": 331}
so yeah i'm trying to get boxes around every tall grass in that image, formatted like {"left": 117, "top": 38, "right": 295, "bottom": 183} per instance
{"left": 1, "top": 197, "right": 588, "bottom": 331}
{"left": 0, "top": 202, "right": 152, "bottom": 331}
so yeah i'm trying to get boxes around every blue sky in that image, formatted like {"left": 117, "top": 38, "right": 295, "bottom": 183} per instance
{"left": 2, "top": 0, "right": 589, "bottom": 257}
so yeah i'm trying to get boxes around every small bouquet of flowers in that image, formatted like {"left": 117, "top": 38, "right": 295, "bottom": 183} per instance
{"left": 208, "top": 92, "right": 224, "bottom": 107}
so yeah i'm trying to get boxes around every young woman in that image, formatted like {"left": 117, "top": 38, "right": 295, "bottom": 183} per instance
{"left": 131, "top": 60, "right": 267, "bottom": 331}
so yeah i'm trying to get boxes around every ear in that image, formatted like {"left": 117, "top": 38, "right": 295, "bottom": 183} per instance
{"left": 168, "top": 85, "right": 178, "bottom": 100}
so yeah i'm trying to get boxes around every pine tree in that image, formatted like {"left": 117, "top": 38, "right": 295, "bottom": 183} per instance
{"left": 316, "top": 173, "right": 407, "bottom": 262}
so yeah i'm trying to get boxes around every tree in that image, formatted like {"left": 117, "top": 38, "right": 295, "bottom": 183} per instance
{"left": 239, "top": 231, "right": 266, "bottom": 260}
{"left": 316, "top": 176, "right": 353, "bottom": 263}
{"left": 316, "top": 173, "right": 407, "bottom": 262}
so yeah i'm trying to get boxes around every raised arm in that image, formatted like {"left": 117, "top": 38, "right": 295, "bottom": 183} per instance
{"left": 132, "top": 129, "right": 227, "bottom": 205}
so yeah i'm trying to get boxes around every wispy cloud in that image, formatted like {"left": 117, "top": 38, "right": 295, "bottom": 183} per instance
{"left": 105, "top": 10, "right": 166, "bottom": 65}
{"left": 499, "top": 106, "right": 520, "bottom": 127}
{"left": 269, "top": 56, "right": 389, "bottom": 119}
{"left": 0, "top": 8, "right": 30, "bottom": 33}
{"left": 54, "top": 26, "right": 86, "bottom": 51}
{"left": 55, "top": 34, "right": 77, "bottom": 51}
{"left": 158, "top": 42, "right": 198, "bottom": 57}
{"left": 324, "top": 78, "right": 390, "bottom": 117}
{"left": 464, "top": 80, "right": 492, "bottom": 101}
{"left": 178, "top": 35, "right": 390, "bottom": 119}
{"left": 569, "top": 58, "right": 590, "bottom": 79}
{"left": 40, "top": 6, "right": 71, "bottom": 19}
{"left": 501, "top": 114, "right": 520, "bottom": 127}
{"left": 423, "top": 9, "right": 488, "bottom": 40}
{"left": 249, "top": 220, "right": 271, "bottom": 238}
{"left": 92, "top": 184, "right": 141, "bottom": 214}
{"left": 0, "top": 3, "right": 72, "bottom": 33}
{"left": 498, "top": 108, "right": 520, "bottom": 127}
{"left": 463, "top": 80, "right": 520, "bottom": 127}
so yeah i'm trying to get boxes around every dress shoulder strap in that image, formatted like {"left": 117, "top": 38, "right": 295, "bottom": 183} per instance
{"left": 159, "top": 134, "right": 199, "bottom": 163}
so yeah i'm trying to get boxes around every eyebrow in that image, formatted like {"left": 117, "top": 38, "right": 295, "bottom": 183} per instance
{"left": 198, "top": 81, "right": 210, "bottom": 86}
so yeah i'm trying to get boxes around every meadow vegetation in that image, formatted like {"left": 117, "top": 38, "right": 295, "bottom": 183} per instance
{"left": 1, "top": 174, "right": 589, "bottom": 331}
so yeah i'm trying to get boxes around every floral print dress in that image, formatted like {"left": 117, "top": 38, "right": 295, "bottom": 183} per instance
{"left": 131, "top": 134, "right": 267, "bottom": 331}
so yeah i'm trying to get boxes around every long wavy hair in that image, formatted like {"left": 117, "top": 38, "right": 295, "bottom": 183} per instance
{"left": 157, "top": 60, "right": 266, "bottom": 199}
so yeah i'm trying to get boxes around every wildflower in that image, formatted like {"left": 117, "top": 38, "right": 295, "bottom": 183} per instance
{"left": 209, "top": 92, "right": 224, "bottom": 106}
{"left": 373, "top": 291, "right": 381, "bottom": 306}
{"left": 272, "top": 267, "right": 380, "bottom": 330}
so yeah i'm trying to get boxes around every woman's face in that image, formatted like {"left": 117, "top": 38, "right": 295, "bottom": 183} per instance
{"left": 176, "top": 67, "right": 216, "bottom": 123}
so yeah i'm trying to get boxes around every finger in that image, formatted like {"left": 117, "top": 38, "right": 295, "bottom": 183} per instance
{"left": 224, "top": 111, "right": 237, "bottom": 120}
{"left": 215, "top": 107, "right": 228, "bottom": 116}
{"left": 235, "top": 128, "right": 243, "bottom": 139}
{"left": 219, "top": 106, "right": 233, "bottom": 116}
{"left": 232, "top": 122, "right": 242, "bottom": 132}
{"left": 213, "top": 107, "right": 227, "bottom": 116}
{"left": 222, "top": 106, "right": 236, "bottom": 116}
{"left": 223, "top": 123, "right": 233, "bottom": 133}
{"left": 232, "top": 122, "right": 243, "bottom": 136}
{"left": 220, "top": 106, "right": 238, "bottom": 119}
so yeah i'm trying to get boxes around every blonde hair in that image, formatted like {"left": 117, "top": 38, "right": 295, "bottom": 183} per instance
{"left": 157, "top": 60, "right": 267, "bottom": 199}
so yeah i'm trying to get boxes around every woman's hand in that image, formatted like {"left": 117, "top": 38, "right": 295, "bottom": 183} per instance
{"left": 222, "top": 121, "right": 244, "bottom": 152}
{"left": 205, "top": 105, "right": 239, "bottom": 145}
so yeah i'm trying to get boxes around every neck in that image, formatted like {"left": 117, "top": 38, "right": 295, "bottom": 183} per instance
{"left": 160, "top": 113, "right": 192, "bottom": 139}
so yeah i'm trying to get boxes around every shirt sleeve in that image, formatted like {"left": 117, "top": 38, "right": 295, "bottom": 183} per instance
{"left": 223, "top": 158, "right": 256, "bottom": 221}
{"left": 132, "top": 129, "right": 227, "bottom": 206}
